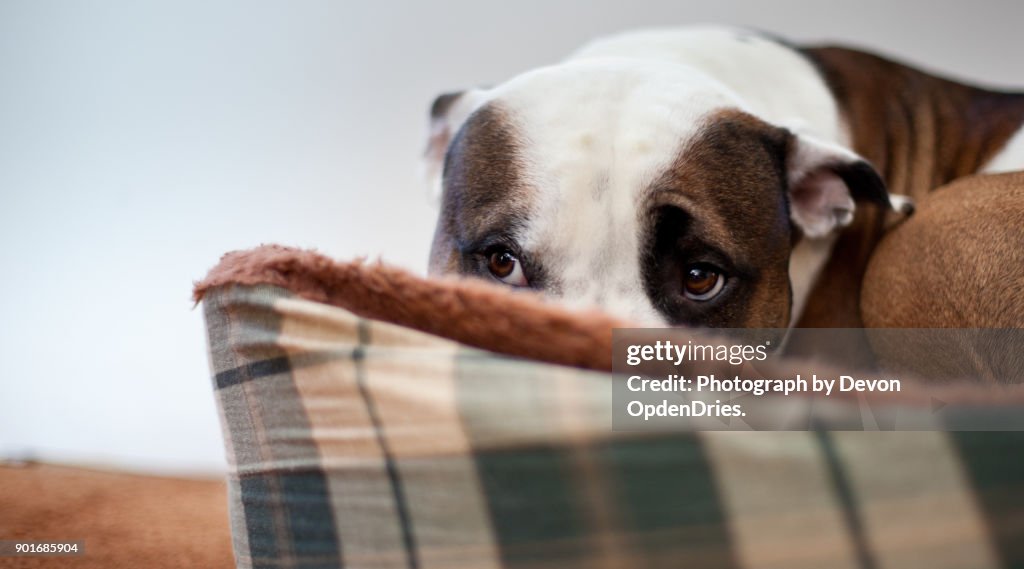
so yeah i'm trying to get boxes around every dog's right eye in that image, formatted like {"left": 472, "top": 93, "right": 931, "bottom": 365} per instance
{"left": 487, "top": 248, "right": 528, "bottom": 287}
{"left": 682, "top": 263, "right": 726, "bottom": 301}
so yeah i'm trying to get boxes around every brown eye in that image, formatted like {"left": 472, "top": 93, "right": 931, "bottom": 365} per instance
{"left": 683, "top": 264, "right": 725, "bottom": 301}
{"left": 488, "top": 250, "right": 516, "bottom": 277}
{"left": 487, "top": 249, "right": 528, "bottom": 287}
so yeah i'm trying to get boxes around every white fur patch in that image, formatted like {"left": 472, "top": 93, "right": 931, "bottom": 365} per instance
{"left": 788, "top": 235, "right": 838, "bottom": 325}
{"left": 888, "top": 194, "right": 915, "bottom": 215}
{"left": 982, "top": 125, "right": 1024, "bottom": 174}
{"left": 570, "top": 26, "right": 845, "bottom": 145}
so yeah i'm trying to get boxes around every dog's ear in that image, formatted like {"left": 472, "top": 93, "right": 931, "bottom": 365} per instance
{"left": 423, "top": 89, "right": 484, "bottom": 203}
{"left": 785, "top": 133, "right": 904, "bottom": 238}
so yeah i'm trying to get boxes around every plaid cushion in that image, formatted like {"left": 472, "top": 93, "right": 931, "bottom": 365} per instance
{"left": 203, "top": 283, "right": 1024, "bottom": 569}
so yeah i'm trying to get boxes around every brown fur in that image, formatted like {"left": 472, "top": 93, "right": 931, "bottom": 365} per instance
{"left": 429, "top": 103, "right": 533, "bottom": 277}
{"left": 862, "top": 172, "right": 1024, "bottom": 380}
{"left": 644, "top": 110, "right": 794, "bottom": 328}
{"left": 796, "top": 47, "right": 1024, "bottom": 334}
{"left": 803, "top": 46, "right": 1024, "bottom": 200}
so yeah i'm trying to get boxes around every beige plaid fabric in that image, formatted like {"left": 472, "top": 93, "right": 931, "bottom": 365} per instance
{"left": 202, "top": 283, "right": 1024, "bottom": 569}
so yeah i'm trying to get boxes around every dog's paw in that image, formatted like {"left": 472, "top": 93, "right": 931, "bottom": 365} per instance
{"left": 889, "top": 194, "right": 915, "bottom": 215}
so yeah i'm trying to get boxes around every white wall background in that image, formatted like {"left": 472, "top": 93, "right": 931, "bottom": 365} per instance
{"left": 2, "top": 0, "right": 1023, "bottom": 475}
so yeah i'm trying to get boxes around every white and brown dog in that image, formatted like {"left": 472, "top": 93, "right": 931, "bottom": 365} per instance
{"left": 424, "top": 26, "right": 1024, "bottom": 334}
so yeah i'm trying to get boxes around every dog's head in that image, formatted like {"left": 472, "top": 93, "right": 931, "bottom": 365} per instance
{"left": 425, "top": 58, "right": 890, "bottom": 327}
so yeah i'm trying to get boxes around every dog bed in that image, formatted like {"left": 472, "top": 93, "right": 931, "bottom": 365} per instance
{"left": 195, "top": 245, "right": 1024, "bottom": 569}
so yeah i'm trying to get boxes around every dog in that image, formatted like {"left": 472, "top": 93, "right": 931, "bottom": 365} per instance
{"left": 861, "top": 171, "right": 1024, "bottom": 379}
{"left": 423, "top": 26, "right": 1024, "bottom": 333}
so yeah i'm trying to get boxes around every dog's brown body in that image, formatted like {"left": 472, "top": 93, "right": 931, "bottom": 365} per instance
{"left": 864, "top": 172, "right": 1024, "bottom": 329}
{"left": 861, "top": 172, "right": 1024, "bottom": 379}
{"left": 780, "top": 47, "right": 1024, "bottom": 378}
{"left": 796, "top": 47, "right": 1024, "bottom": 332}
{"left": 774, "top": 47, "right": 1024, "bottom": 377}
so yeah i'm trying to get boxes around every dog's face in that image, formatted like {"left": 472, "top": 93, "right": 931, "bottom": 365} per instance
{"left": 425, "top": 59, "right": 889, "bottom": 327}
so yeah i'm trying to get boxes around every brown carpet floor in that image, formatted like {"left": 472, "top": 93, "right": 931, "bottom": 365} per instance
{"left": 0, "top": 462, "right": 233, "bottom": 568}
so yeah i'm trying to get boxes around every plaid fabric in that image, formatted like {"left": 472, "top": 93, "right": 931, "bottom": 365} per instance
{"left": 203, "top": 283, "right": 1024, "bottom": 569}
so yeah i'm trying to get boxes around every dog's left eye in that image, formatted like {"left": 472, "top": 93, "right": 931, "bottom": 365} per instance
{"left": 487, "top": 249, "right": 528, "bottom": 287}
{"left": 683, "top": 264, "right": 725, "bottom": 301}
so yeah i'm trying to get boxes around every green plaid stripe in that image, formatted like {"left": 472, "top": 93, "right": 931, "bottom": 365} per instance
{"left": 205, "top": 286, "right": 342, "bottom": 568}
{"left": 454, "top": 350, "right": 738, "bottom": 568}
{"left": 203, "top": 284, "right": 1024, "bottom": 569}
{"left": 951, "top": 432, "right": 1024, "bottom": 567}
